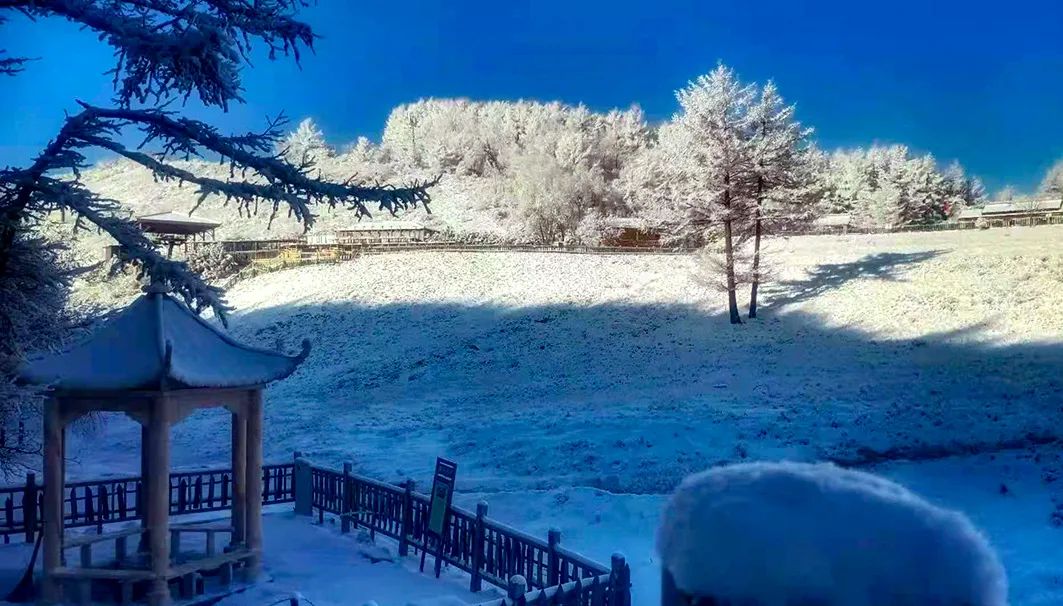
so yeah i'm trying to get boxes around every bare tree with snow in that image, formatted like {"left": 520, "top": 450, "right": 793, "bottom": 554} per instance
{"left": 746, "top": 82, "right": 814, "bottom": 319}
{"left": 0, "top": 0, "right": 435, "bottom": 471}
{"left": 670, "top": 65, "right": 757, "bottom": 324}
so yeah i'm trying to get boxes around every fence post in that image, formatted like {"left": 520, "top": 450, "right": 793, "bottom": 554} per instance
{"left": 399, "top": 479, "right": 414, "bottom": 557}
{"left": 23, "top": 473, "right": 37, "bottom": 543}
{"left": 293, "top": 453, "right": 312, "bottom": 516}
{"left": 609, "top": 553, "right": 630, "bottom": 606}
{"left": 470, "top": 501, "right": 488, "bottom": 592}
{"left": 341, "top": 462, "right": 352, "bottom": 534}
{"left": 508, "top": 575, "right": 528, "bottom": 600}
{"left": 547, "top": 528, "right": 561, "bottom": 586}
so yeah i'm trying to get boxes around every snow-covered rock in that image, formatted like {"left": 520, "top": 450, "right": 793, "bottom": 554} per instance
{"left": 656, "top": 462, "right": 1007, "bottom": 606}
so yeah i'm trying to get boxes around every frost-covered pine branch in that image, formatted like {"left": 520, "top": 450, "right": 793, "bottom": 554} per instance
{"left": 2, "top": 0, "right": 315, "bottom": 108}
{"left": 1, "top": 0, "right": 437, "bottom": 325}
{"left": 0, "top": 0, "right": 436, "bottom": 472}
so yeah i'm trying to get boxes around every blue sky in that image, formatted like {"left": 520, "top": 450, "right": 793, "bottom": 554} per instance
{"left": 2, "top": 0, "right": 1062, "bottom": 193}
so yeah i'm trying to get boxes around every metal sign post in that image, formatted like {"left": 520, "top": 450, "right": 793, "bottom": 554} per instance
{"left": 420, "top": 457, "right": 457, "bottom": 578}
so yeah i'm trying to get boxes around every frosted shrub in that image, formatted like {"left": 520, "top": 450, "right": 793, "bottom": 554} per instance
{"left": 185, "top": 244, "right": 248, "bottom": 283}
{"left": 657, "top": 462, "right": 1007, "bottom": 606}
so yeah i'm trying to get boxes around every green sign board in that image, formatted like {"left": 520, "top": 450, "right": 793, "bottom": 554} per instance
{"left": 426, "top": 458, "right": 457, "bottom": 538}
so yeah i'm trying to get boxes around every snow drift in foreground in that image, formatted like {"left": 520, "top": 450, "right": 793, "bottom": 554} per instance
{"left": 656, "top": 462, "right": 1007, "bottom": 606}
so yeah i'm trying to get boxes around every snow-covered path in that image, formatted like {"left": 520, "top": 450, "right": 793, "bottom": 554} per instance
{"left": 219, "top": 512, "right": 489, "bottom": 606}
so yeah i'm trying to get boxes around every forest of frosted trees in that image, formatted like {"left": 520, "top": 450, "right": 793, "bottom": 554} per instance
{"left": 269, "top": 89, "right": 1000, "bottom": 247}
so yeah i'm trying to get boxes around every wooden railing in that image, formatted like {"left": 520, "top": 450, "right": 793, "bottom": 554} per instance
{"left": 0, "top": 463, "right": 294, "bottom": 543}
{"left": 0, "top": 457, "right": 630, "bottom": 605}
{"left": 478, "top": 566, "right": 630, "bottom": 606}
{"left": 296, "top": 459, "right": 629, "bottom": 604}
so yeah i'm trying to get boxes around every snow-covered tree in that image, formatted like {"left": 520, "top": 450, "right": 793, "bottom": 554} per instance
{"left": 0, "top": 0, "right": 434, "bottom": 471}
{"left": 997, "top": 185, "right": 1019, "bottom": 202}
{"left": 380, "top": 98, "right": 648, "bottom": 242}
{"left": 277, "top": 118, "right": 336, "bottom": 165}
{"left": 1038, "top": 159, "right": 1063, "bottom": 199}
{"left": 745, "top": 81, "right": 814, "bottom": 318}
{"left": 668, "top": 65, "right": 758, "bottom": 324}
{"left": 817, "top": 146, "right": 979, "bottom": 228}
{"left": 942, "top": 160, "right": 986, "bottom": 210}
{"left": 0, "top": 220, "right": 79, "bottom": 471}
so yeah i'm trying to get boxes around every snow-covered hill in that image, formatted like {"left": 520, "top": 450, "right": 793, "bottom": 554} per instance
{"left": 71, "top": 226, "right": 1063, "bottom": 489}
{"left": 63, "top": 225, "right": 1063, "bottom": 605}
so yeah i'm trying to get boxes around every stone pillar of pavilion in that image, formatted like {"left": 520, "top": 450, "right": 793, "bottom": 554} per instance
{"left": 21, "top": 283, "right": 309, "bottom": 606}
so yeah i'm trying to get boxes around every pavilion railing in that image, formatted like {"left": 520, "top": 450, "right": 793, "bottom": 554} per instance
{"left": 0, "top": 456, "right": 630, "bottom": 605}
{"left": 0, "top": 463, "right": 294, "bottom": 543}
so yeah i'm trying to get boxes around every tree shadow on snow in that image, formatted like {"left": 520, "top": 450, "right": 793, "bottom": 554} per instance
{"left": 766, "top": 250, "right": 945, "bottom": 306}
{"left": 58, "top": 287, "right": 1063, "bottom": 493}
{"left": 88, "top": 294, "right": 1055, "bottom": 494}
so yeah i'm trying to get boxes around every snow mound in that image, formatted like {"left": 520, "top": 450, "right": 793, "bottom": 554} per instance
{"left": 656, "top": 462, "right": 1007, "bottom": 606}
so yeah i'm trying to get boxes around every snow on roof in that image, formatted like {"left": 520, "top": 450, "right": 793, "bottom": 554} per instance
{"left": 657, "top": 462, "right": 1006, "bottom": 606}
{"left": 335, "top": 221, "right": 432, "bottom": 232}
{"left": 813, "top": 213, "right": 852, "bottom": 227}
{"left": 956, "top": 207, "right": 984, "bottom": 220}
{"left": 137, "top": 211, "right": 222, "bottom": 227}
{"left": 982, "top": 198, "right": 1063, "bottom": 215}
{"left": 20, "top": 287, "right": 309, "bottom": 392}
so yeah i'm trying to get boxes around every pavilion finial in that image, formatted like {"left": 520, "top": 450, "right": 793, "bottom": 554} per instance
{"left": 143, "top": 276, "right": 169, "bottom": 295}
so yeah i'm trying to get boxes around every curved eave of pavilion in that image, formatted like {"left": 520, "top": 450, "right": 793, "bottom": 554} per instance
{"left": 19, "top": 293, "right": 310, "bottom": 393}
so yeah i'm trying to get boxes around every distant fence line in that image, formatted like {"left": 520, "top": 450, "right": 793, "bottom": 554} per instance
{"left": 230, "top": 242, "right": 692, "bottom": 281}
{"left": 189, "top": 215, "right": 1063, "bottom": 282}
{"left": 0, "top": 456, "right": 630, "bottom": 606}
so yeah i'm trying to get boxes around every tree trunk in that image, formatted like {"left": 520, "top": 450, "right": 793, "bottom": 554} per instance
{"left": 749, "top": 179, "right": 764, "bottom": 319}
{"left": 749, "top": 213, "right": 762, "bottom": 319}
{"left": 723, "top": 216, "right": 741, "bottom": 325}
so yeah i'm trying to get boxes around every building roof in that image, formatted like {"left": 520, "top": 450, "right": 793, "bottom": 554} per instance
{"left": 335, "top": 221, "right": 432, "bottom": 232}
{"left": 20, "top": 286, "right": 309, "bottom": 392}
{"left": 981, "top": 199, "right": 1063, "bottom": 215}
{"left": 813, "top": 213, "right": 852, "bottom": 227}
{"left": 602, "top": 217, "right": 651, "bottom": 230}
{"left": 956, "top": 208, "right": 983, "bottom": 220}
{"left": 137, "top": 211, "right": 222, "bottom": 236}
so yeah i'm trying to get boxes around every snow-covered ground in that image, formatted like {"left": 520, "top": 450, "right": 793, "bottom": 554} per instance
{"left": 0, "top": 510, "right": 491, "bottom": 606}
{"left": 63, "top": 226, "right": 1063, "bottom": 604}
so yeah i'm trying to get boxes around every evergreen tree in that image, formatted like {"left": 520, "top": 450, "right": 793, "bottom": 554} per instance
{"left": 670, "top": 65, "right": 757, "bottom": 324}
{"left": 746, "top": 82, "right": 813, "bottom": 318}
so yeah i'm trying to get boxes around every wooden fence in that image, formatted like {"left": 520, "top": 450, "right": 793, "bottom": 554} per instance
{"left": 233, "top": 241, "right": 691, "bottom": 281}
{"left": 0, "top": 463, "right": 293, "bottom": 543}
{"left": 0, "top": 457, "right": 630, "bottom": 605}
{"left": 298, "top": 459, "right": 629, "bottom": 605}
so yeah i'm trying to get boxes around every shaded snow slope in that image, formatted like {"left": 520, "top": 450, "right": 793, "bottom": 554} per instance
{"left": 68, "top": 226, "right": 1063, "bottom": 494}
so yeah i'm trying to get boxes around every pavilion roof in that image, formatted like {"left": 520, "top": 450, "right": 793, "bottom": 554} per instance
{"left": 20, "top": 288, "right": 309, "bottom": 392}
{"left": 137, "top": 211, "right": 221, "bottom": 236}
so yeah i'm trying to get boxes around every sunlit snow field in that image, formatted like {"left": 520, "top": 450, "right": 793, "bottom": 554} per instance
{"left": 67, "top": 225, "right": 1063, "bottom": 604}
